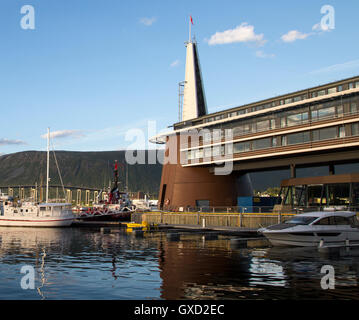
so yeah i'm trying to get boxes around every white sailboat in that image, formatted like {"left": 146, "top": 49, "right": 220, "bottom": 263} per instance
{"left": 0, "top": 128, "right": 75, "bottom": 227}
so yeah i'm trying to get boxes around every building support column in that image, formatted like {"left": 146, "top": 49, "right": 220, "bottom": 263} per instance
{"left": 329, "top": 164, "right": 335, "bottom": 175}
{"left": 290, "top": 164, "right": 296, "bottom": 179}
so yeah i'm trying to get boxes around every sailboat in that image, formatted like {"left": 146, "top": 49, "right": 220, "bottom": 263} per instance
{"left": 0, "top": 128, "right": 75, "bottom": 227}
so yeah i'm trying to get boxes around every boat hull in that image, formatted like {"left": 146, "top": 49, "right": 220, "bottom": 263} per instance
{"left": 263, "top": 230, "right": 359, "bottom": 247}
{"left": 76, "top": 211, "right": 133, "bottom": 222}
{"left": 0, "top": 217, "right": 74, "bottom": 227}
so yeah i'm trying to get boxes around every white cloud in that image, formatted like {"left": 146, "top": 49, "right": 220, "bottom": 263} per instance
{"left": 255, "top": 50, "right": 275, "bottom": 59}
{"left": 0, "top": 138, "right": 26, "bottom": 146}
{"left": 41, "top": 130, "right": 85, "bottom": 140}
{"left": 170, "top": 60, "right": 180, "bottom": 67}
{"left": 139, "top": 17, "right": 157, "bottom": 26}
{"left": 309, "top": 59, "right": 359, "bottom": 75}
{"left": 312, "top": 22, "right": 331, "bottom": 33}
{"left": 281, "top": 30, "right": 311, "bottom": 43}
{"left": 207, "top": 23, "right": 266, "bottom": 46}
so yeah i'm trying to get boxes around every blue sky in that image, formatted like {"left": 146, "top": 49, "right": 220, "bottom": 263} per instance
{"left": 1, "top": 0, "right": 359, "bottom": 154}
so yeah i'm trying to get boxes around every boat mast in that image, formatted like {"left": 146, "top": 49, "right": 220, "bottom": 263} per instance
{"left": 46, "top": 127, "right": 50, "bottom": 203}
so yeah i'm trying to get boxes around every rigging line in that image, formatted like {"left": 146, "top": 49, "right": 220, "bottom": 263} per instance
{"left": 50, "top": 140, "right": 66, "bottom": 201}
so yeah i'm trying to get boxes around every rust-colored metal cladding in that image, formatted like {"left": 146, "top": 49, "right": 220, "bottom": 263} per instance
{"left": 158, "top": 134, "right": 247, "bottom": 210}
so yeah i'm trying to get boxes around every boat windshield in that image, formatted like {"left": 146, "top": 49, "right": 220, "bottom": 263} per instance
{"left": 285, "top": 216, "right": 318, "bottom": 225}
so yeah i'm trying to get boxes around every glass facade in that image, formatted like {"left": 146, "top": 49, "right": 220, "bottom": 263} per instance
{"left": 191, "top": 78, "right": 359, "bottom": 129}
{"left": 279, "top": 183, "right": 355, "bottom": 209}
{"left": 198, "top": 95, "right": 359, "bottom": 144}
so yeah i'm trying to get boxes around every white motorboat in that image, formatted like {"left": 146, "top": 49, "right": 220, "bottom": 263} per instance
{"left": 258, "top": 211, "right": 359, "bottom": 247}
{"left": 0, "top": 128, "right": 75, "bottom": 227}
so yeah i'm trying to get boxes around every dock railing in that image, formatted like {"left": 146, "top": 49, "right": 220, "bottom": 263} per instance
{"left": 135, "top": 209, "right": 294, "bottom": 229}
{"left": 133, "top": 205, "right": 359, "bottom": 228}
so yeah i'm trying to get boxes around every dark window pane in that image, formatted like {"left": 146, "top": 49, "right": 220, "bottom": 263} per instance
{"left": 287, "top": 131, "right": 310, "bottom": 145}
{"left": 252, "top": 138, "right": 271, "bottom": 150}
{"left": 312, "top": 127, "right": 338, "bottom": 141}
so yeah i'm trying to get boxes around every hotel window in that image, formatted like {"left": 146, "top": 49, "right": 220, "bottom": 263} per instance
{"left": 238, "top": 109, "right": 246, "bottom": 115}
{"left": 224, "top": 128, "right": 233, "bottom": 139}
{"left": 293, "top": 96, "right": 302, "bottom": 102}
{"left": 312, "top": 126, "right": 338, "bottom": 141}
{"left": 233, "top": 142, "right": 251, "bottom": 153}
{"left": 203, "top": 131, "right": 212, "bottom": 143}
{"left": 317, "top": 89, "right": 326, "bottom": 96}
{"left": 339, "top": 125, "right": 345, "bottom": 138}
{"left": 230, "top": 112, "right": 237, "bottom": 118}
{"left": 187, "top": 150, "right": 195, "bottom": 160}
{"left": 256, "top": 120, "right": 270, "bottom": 132}
{"left": 287, "top": 131, "right": 311, "bottom": 145}
{"left": 337, "top": 104, "right": 344, "bottom": 115}
{"left": 350, "top": 102, "right": 358, "bottom": 114}
{"left": 212, "top": 146, "right": 220, "bottom": 157}
{"left": 349, "top": 82, "right": 355, "bottom": 89}
{"left": 356, "top": 81, "right": 359, "bottom": 88}
{"left": 195, "top": 149, "right": 203, "bottom": 159}
{"left": 328, "top": 87, "right": 337, "bottom": 94}
{"left": 234, "top": 123, "right": 251, "bottom": 136}
{"left": 272, "top": 137, "right": 277, "bottom": 147}
{"left": 311, "top": 106, "right": 335, "bottom": 121}
{"left": 270, "top": 119, "right": 276, "bottom": 129}
{"left": 252, "top": 138, "right": 271, "bottom": 150}
{"left": 212, "top": 129, "right": 222, "bottom": 141}
{"left": 285, "top": 98, "right": 292, "bottom": 104}
{"left": 204, "top": 147, "right": 212, "bottom": 158}
{"left": 281, "top": 136, "right": 287, "bottom": 146}
{"left": 337, "top": 85, "right": 343, "bottom": 92}
{"left": 352, "top": 123, "right": 359, "bottom": 136}
{"left": 287, "top": 112, "right": 309, "bottom": 126}
{"left": 225, "top": 143, "right": 233, "bottom": 155}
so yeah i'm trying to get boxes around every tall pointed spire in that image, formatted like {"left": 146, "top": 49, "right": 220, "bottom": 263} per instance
{"left": 182, "top": 19, "right": 207, "bottom": 122}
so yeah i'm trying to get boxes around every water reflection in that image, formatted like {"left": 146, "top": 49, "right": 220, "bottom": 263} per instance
{"left": 0, "top": 228, "right": 358, "bottom": 299}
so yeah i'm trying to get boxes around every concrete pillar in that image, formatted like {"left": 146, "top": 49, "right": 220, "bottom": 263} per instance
{"left": 290, "top": 164, "right": 296, "bottom": 178}
{"left": 85, "top": 190, "right": 90, "bottom": 206}
{"left": 67, "top": 189, "right": 72, "bottom": 203}
{"left": 77, "top": 189, "right": 82, "bottom": 206}
{"left": 329, "top": 164, "right": 335, "bottom": 175}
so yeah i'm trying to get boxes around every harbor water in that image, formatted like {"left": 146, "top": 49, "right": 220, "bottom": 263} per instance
{"left": 0, "top": 227, "right": 358, "bottom": 300}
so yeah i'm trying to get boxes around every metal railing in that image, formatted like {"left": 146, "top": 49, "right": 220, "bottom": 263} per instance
{"left": 158, "top": 205, "right": 359, "bottom": 214}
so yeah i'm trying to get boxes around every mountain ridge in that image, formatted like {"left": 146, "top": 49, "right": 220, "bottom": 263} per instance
{"left": 0, "top": 150, "right": 164, "bottom": 197}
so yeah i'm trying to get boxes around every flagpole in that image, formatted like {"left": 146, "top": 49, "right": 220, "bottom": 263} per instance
{"left": 189, "top": 17, "right": 191, "bottom": 42}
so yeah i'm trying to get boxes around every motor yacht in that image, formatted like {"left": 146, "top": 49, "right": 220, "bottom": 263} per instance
{"left": 258, "top": 211, "right": 359, "bottom": 247}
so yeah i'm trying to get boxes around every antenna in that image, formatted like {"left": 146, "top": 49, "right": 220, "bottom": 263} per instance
{"left": 178, "top": 81, "right": 185, "bottom": 121}
{"left": 46, "top": 127, "right": 50, "bottom": 203}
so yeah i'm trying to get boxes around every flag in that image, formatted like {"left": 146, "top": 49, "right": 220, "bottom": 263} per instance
{"left": 190, "top": 16, "right": 193, "bottom": 25}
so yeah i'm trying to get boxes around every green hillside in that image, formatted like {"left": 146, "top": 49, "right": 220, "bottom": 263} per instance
{"left": 0, "top": 150, "right": 163, "bottom": 198}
